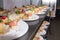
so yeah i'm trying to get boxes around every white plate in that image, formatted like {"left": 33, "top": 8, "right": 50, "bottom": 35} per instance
{"left": 33, "top": 36, "right": 44, "bottom": 40}
{"left": 35, "top": 7, "right": 50, "bottom": 15}
{"left": 44, "top": 26, "right": 48, "bottom": 29}
{"left": 34, "top": 11, "right": 46, "bottom": 15}
{"left": 40, "top": 30, "right": 46, "bottom": 35}
{"left": 34, "top": 10, "right": 46, "bottom": 15}
{"left": 23, "top": 14, "right": 39, "bottom": 21}
{"left": 40, "top": 36, "right": 44, "bottom": 40}
{"left": 41, "top": 7, "right": 50, "bottom": 12}
{"left": 0, "top": 20, "right": 29, "bottom": 40}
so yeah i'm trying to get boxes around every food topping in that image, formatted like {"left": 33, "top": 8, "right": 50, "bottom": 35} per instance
{"left": 0, "top": 23, "right": 10, "bottom": 34}
{"left": 9, "top": 20, "right": 17, "bottom": 27}
{"left": 1, "top": 16, "right": 6, "bottom": 20}
{"left": 0, "top": 18, "right": 3, "bottom": 22}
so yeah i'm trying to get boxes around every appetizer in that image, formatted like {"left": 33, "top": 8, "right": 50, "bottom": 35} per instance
{"left": 0, "top": 21, "right": 10, "bottom": 34}
{"left": 8, "top": 14, "right": 20, "bottom": 30}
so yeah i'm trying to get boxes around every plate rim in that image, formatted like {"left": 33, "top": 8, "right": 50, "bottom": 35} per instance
{"left": 12, "top": 20, "right": 29, "bottom": 39}
{"left": 23, "top": 14, "right": 39, "bottom": 21}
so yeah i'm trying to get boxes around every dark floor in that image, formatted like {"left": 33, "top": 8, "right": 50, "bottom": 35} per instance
{"left": 47, "top": 10, "right": 60, "bottom": 40}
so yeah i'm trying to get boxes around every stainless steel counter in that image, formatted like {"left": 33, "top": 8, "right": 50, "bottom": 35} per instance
{"left": 14, "top": 14, "right": 46, "bottom": 40}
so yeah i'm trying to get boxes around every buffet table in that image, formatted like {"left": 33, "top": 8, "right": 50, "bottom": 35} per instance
{"left": 14, "top": 14, "right": 46, "bottom": 40}
{"left": 0, "top": 5, "right": 50, "bottom": 40}
{"left": 13, "top": 6, "right": 50, "bottom": 40}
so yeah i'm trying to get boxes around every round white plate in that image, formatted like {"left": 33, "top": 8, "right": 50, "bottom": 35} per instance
{"left": 40, "top": 36, "right": 44, "bottom": 40}
{"left": 35, "top": 7, "right": 50, "bottom": 15}
{"left": 40, "top": 30, "right": 46, "bottom": 35}
{"left": 44, "top": 26, "right": 48, "bottom": 29}
{"left": 41, "top": 7, "right": 50, "bottom": 12}
{"left": 23, "top": 14, "right": 39, "bottom": 21}
{"left": 0, "top": 20, "right": 29, "bottom": 40}
{"left": 34, "top": 11, "right": 46, "bottom": 15}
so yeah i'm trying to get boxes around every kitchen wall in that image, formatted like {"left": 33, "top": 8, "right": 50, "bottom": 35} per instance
{"left": 14, "top": 0, "right": 30, "bottom": 8}
{"left": 0, "top": 0, "right": 30, "bottom": 9}
{"left": 32, "top": 0, "right": 42, "bottom": 6}
{"left": 42, "top": 0, "right": 56, "bottom": 6}
{"left": 3, "top": 0, "right": 15, "bottom": 9}
{"left": 0, "top": 0, "right": 3, "bottom": 8}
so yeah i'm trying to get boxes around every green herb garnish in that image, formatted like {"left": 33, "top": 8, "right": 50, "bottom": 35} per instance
{"left": 15, "top": 10, "right": 20, "bottom": 14}
{"left": 22, "top": 5, "right": 25, "bottom": 7}
{"left": 30, "top": 7, "right": 34, "bottom": 11}
{"left": 0, "top": 18, "right": 2, "bottom": 22}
